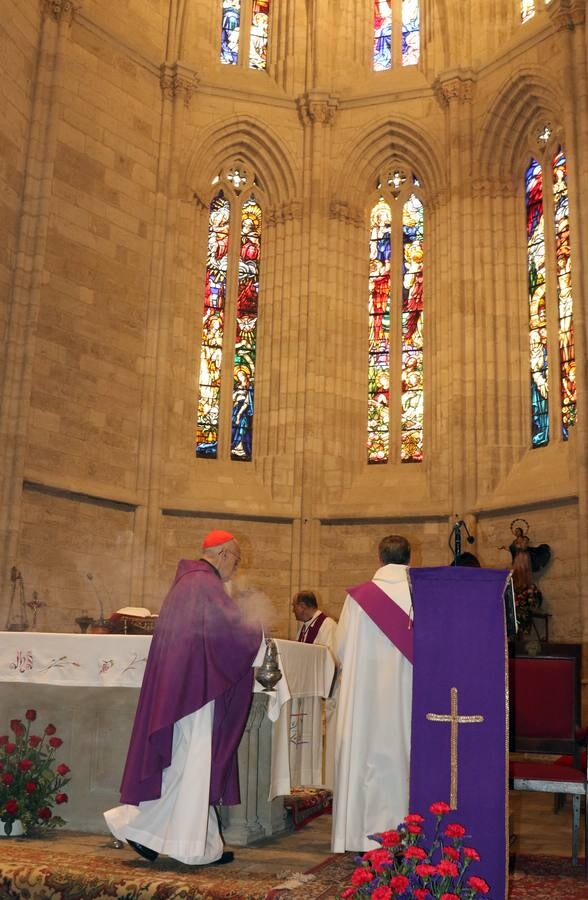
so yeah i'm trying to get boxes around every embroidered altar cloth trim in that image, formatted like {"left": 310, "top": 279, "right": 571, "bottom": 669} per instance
{"left": 0, "top": 632, "right": 150, "bottom": 687}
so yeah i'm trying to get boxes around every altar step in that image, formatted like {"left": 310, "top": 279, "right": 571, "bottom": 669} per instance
{"left": 283, "top": 787, "right": 332, "bottom": 829}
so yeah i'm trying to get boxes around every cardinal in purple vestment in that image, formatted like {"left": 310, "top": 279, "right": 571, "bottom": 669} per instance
{"left": 104, "top": 530, "right": 262, "bottom": 866}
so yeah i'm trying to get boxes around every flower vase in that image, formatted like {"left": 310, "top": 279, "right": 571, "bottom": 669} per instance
{"left": 2, "top": 819, "right": 24, "bottom": 837}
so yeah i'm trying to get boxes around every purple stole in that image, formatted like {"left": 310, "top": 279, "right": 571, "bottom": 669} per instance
{"left": 347, "top": 580, "right": 413, "bottom": 664}
{"left": 298, "top": 611, "right": 327, "bottom": 644}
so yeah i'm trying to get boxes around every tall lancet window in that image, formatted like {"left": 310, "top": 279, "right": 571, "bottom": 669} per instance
{"left": 552, "top": 149, "right": 577, "bottom": 438}
{"left": 368, "top": 173, "right": 424, "bottom": 464}
{"left": 196, "top": 169, "right": 263, "bottom": 461}
{"left": 524, "top": 138, "right": 577, "bottom": 447}
{"left": 521, "top": 1, "right": 551, "bottom": 22}
{"left": 521, "top": 0, "right": 536, "bottom": 21}
{"left": 373, "top": 1, "right": 420, "bottom": 70}
{"left": 221, "top": 0, "right": 271, "bottom": 69}
{"left": 525, "top": 158, "right": 548, "bottom": 447}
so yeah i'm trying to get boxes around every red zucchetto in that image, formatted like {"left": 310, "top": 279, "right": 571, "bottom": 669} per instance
{"left": 202, "top": 529, "right": 234, "bottom": 548}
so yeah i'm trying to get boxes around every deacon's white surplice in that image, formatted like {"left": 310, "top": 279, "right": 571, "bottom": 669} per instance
{"left": 331, "top": 563, "right": 413, "bottom": 852}
{"left": 104, "top": 702, "right": 223, "bottom": 864}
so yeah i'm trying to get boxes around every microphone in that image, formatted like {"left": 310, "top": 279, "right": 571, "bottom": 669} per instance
{"left": 456, "top": 520, "right": 475, "bottom": 544}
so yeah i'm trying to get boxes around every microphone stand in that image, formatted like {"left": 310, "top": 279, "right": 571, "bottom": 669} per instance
{"left": 449, "top": 518, "right": 475, "bottom": 565}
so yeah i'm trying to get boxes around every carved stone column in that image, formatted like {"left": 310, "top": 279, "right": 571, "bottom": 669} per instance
{"left": 129, "top": 61, "right": 199, "bottom": 607}
{"left": 220, "top": 693, "right": 288, "bottom": 844}
{"left": 0, "top": 0, "right": 81, "bottom": 600}
{"left": 433, "top": 70, "right": 477, "bottom": 515}
{"left": 294, "top": 92, "right": 339, "bottom": 589}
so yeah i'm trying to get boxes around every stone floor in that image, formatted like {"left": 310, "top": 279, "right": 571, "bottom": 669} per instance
{"left": 6, "top": 791, "right": 585, "bottom": 874}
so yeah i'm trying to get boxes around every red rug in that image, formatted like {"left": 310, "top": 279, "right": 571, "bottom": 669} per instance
{"left": 283, "top": 788, "right": 332, "bottom": 830}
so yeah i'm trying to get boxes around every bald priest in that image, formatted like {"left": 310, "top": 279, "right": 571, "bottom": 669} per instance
{"left": 104, "top": 530, "right": 263, "bottom": 865}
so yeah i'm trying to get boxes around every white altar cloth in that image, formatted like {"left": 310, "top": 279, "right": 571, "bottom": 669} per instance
{"left": 0, "top": 632, "right": 334, "bottom": 799}
{"left": 0, "top": 632, "right": 150, "bottom": 687}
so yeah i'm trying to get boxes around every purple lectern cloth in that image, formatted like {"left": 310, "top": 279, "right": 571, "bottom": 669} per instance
{"left": 409, "top": 567, "right": 509, "bottom": 900}
{"left": 348, "top": 580, "right": 413, "bottom": 663}
{"left": 120, "top": 559, "right": 261, "bottom": 806}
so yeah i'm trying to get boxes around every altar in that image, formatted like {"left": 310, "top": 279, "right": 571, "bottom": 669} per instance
{"left": 0, "top": 632, "right": 335, "bottom": 843}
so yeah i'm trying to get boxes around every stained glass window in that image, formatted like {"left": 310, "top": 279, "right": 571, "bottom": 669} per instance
{"left": 231, "top": 197, "right": 262, "bottom": 460}
{"left": 521, "top": 0, "right": 535, "bottom": 21}
{"left": 373, "top": 1, "right": 393, "bottom": 71}
{"left": 249, "top": 0, "right": 270, "bottom": 70}
{"left": 368, "top": 199, "right": 392, "bottom": 463}
{"left": 402, "top": 0, "right": 420, "bottom": 66}
{"left": 525, "top": 159, "right": 549, "bottom": 447}
{"left": 221, "top": 0, "right": 241, "bottom": 65}
{"left": 401, "top": 195, "right": 424, "bottom": 461}
{"left": 373, "top": 2, "right": 419, "bottom": 70}
{"left": 197, "top": 192, "right": 231, "bottom": 458}
{"left": 552, "top": 148, "right": 576, "bottom": 439}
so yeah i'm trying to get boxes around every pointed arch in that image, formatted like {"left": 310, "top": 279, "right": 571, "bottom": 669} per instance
{"left": 476, "top": 68, "right": 564, "bottom": 182}
{"left": 185, "top": 114, "right": 298, "bottom": 206}
{"left": 334, "top": 115, "right": 444, "bottom": 206}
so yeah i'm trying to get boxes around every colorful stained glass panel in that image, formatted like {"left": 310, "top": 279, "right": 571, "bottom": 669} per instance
{"left": 402, "top": 0, "right": 420, "bottom": 66}
{"left": 368, "top": 199, "right": 392, "bottom": 463}
{"left": 552, "top": 148, "right": 576, "bottom": 439}
{"left": 373, "top": 0, "right": 392, "bottom": 71}
{"left": 249, "top": 0, "right": 270, "bottom": 70}
{"left": 401, "top": 194, "right": 424, "bottom": 462}
{"left": 521, "top": 1, "right": 535, "bottom": 22}
{"left": 221, "top": 0, "right": 241, "bottom": 65}
{"left": 231, "top": 196, "right": 261, "bottom": 461}
{"left": 525, "top": 159, "right": 549, "bottom": 447}
{"left": 196, "top": 192, "right": 230, "bottom": 458}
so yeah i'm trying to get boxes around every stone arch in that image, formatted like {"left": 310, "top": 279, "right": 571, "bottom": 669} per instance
{"left": 184, "top": 114, "right": 298, "bottom": 206}
{"left": 333, "top": 114, "right": 445, "bottom": 209}
{"left": 476, "top": 67, "right": 566, "bottom": 183}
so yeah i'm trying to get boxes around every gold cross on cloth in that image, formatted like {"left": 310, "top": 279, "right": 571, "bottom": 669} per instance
{"left": 426, "top": 686, "right": 484, "bottom": 810}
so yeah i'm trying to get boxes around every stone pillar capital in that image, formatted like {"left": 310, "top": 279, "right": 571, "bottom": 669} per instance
{"left": 159, "top": 62, "right": 200, "bottom": 108}
{"left": 433, "top": 69, "right": 476, "bottom": 109}
{"left": 296, "top": 92, "right": 339, "bottom": 126}
{"left": 266, "top": 200, "right": 303, "bottom": 226}
{"left": 329, "top": 200, "right": 364, "bottom": 227}
{"left": 547, "top": 0, "right": 585, "bottom": 30}
{"left": 41, "top": 0, "right": 79, "bottom": 23}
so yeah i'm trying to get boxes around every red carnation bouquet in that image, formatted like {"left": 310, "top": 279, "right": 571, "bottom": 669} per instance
{"left": 0, "top": 709, "right": 71, "bottom": 836}
{"left": 340, "top": 802, "right": 491, "bottom": 899}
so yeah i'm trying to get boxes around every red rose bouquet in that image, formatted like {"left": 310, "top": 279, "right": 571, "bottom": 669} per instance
{"left": 340, "top": 802, "right": 491, "bottom": 899}
{"left": 0, "top": 709, "right": 70, "bottom": 835}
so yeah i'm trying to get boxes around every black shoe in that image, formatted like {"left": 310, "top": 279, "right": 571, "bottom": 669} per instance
{"left": 128, "top": 839, "right": 158, "bottom": 862}
{"left": 211, "top": 850, "right": 234, "bottom": 866}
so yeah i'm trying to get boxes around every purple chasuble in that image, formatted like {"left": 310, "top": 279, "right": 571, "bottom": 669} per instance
{"left": 409, "top": 567, "right": 509, "bottom": 900}
{"left": 119, "top": 559, "right": 261, "bottom": 807}
{"left": 298, "top": 611, "right": 327, "bottom": 644}
{"left": 348, "top": 580, "right": 413, "bottom": 663}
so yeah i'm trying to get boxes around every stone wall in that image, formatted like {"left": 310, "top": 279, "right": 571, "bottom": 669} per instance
{"left": 0, "top": 1, "right": 586, "bottom": 647}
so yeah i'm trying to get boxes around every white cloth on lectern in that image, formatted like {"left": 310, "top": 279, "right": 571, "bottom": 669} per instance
{"left": 331, "top": 563, "right": 413, "bottom": 853}
{"left": 104, "top": 703, "right": 223, "bottom": 865}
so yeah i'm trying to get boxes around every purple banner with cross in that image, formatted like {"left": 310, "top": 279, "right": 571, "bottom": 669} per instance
{"left": 409, "top": 567, "right": 509, "bottom": 900}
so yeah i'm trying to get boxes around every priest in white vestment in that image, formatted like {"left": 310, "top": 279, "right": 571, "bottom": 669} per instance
{"left": 331, "top": 535, "right": 413, "bottom": 852}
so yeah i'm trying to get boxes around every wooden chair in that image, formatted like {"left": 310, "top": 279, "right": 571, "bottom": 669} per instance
{"left": 508, "top": 643, "right": 587, "bottom": 875}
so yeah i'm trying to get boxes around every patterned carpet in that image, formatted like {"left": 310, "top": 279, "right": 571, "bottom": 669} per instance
{"left": 283, "top": 788, "right": 333, "bottom": 830}
{"left": 0, "top": 838, "right": 585, "bottom": 899}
